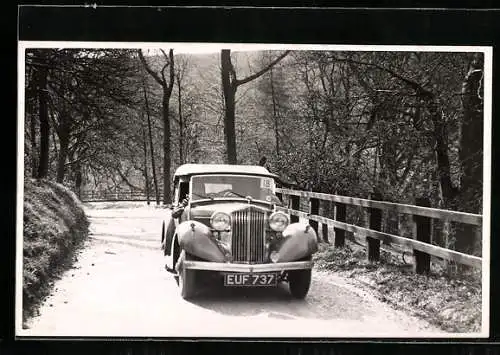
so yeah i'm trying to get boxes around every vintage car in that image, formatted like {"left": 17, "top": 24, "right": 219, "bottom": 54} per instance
{"left": 161, "top": 164, "right": 318, "bottom": 299}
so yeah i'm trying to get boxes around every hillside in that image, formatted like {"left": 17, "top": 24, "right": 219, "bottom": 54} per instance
{"left": 23, "top": 178, "right": 90, "bottom": 322}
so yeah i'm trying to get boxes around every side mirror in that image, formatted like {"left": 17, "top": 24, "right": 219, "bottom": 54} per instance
{"left": 171, "top": 208, "right": 184, "bottom": 219}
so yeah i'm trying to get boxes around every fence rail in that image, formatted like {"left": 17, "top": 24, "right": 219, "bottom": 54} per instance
{"left": 277, "top": 188, "right": 482, "bottom": 226}
{"left": 276, "top": 188, "right": 483, "bottom": 272}
{"left": 80, "top": 191, "right": 151, "bottom": 202}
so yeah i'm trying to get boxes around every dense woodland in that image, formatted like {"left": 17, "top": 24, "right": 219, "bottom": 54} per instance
{"left": 23, "top": 48, "right": 484, "bottom": 254}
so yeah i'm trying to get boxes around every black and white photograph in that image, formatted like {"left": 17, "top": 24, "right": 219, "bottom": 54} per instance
{"left": 16, "top": 42, "right": 491, "bottom": 338}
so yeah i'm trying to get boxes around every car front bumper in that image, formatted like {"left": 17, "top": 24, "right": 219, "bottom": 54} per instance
{"left": 183, "top": 260, "right": 313, "bottom": 272}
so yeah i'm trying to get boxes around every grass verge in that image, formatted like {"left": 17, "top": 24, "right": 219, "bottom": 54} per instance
{"left": 22, "top": 178, "right": 89, "bottom": 324}
{"left": 313, "top": 241, "right": 482, "bottom": 333}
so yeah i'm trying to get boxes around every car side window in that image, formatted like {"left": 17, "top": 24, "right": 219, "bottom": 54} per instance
{"left": 179, "top": 182, "right": 189, "bottom": 202}
{"left": 173, "top": 184, "right": 180, "bottom": 205}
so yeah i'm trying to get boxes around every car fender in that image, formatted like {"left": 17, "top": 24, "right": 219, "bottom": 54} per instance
{"left": 176, "top": 220, "right": 225, "bottom": 262}
{"left": 276, "top": 222, "right": 318, "bottom": 262}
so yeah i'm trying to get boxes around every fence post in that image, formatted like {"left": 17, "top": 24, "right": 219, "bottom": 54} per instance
{"left": 334, "top": 201, "right": 346, "bottom": 247}
{"left": 321, "top": 200, "right": 332, "bottom": 243}
{"left": 290, "top": 194, "right": 300, "bottom": 223}
{"left": 414, "top": 197, "right": 431, "bottom": 274}
{"left": 322, "top": 223, "right": 329, "bottom": 243}
{"left": 322, "top": 202, "right": 329, "bottom": 243}
{"left": 367, "top": 192, "right": 382, "bottom": 262}
{"left": 309, "top": 196, "right": 320, "bottom": 237}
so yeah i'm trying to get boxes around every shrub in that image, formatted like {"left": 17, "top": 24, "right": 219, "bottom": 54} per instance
{"left": 22, "top": 178, "right": 89, "bottom": 321}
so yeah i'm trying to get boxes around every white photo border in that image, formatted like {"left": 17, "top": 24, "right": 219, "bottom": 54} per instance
{"left": 16, "top": 41, "right": 492, "bottom": 339}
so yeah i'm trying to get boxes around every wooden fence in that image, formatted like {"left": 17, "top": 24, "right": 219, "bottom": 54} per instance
{"left": 80, "top": 187, "right": 483, "bottom": 273}
{"left": 275, "top": 188, "right": 483, "bottom": 273}
{"left": 80, "top": 191, "right": 150, "bottom": 202}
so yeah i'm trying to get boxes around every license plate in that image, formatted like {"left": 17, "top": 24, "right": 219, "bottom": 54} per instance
{"left": 224, "top": 272, "right": 278, "bottom": 287}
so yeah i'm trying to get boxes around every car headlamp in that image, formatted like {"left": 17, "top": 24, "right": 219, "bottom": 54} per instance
{"left": 269, "top": 211, "right": 290, "bottom": 232}
{"left": 210, "top": 211, "right": 231, "bottom": 231}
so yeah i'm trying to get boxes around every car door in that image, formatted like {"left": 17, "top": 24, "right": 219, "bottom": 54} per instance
{"left": 164, "top": 179, "right": 189, "bottom": 269}
{"left": 163, "top": 182, "right": 179, "bottom": 263}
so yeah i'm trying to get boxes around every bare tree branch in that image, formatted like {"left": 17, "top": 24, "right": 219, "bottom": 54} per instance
{"left": 235, "top": 50, "right": 291, "bottom": 86}
{"left": 138, "top": 49, "right": 165, "bottom": 86}
{"left": 337, "top": 56, "right": 433, "bottom": 98}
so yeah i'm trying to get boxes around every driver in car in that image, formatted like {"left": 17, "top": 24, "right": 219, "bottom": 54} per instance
{"left": 171, "top": 197, "right": 189, "bottom": 218}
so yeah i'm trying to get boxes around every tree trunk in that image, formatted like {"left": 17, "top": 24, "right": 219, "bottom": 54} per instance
{"left": 454, "top": 54, "right": 484, "bottom": 256}
{"left": 223, "top": 91, "right": 237, "bottom": 164}
{"left": 220, "top": 49, "right": 289, "bottom": 164}
{"left": 141, "top": 124, "right": 150, "bottom": 205}
{"left": 37, "top": 64, "right": 50, "bottom": 179}
{"left": 138, "top": 49, "right": 174, "bottom": 204}
{"left": 26, "top": 67, "right": 38, "bottom": 177}
{"left": 428, "top": 98, "right": 467, "bottom": 257}
{"left": 56, "top": 116, "right": 70, "bottom": 183}
{"left": 56, "top": 134, "right": 69, "bottom": 183}
{"left": 269, "top": 67, "right": 281, "bottom": 157}
{"left": 162, "top": 92, "right": 172, "bottom": 204}
{"left": 459, "top": 53, "right": 484, "bottom": 214}
{"left": 143, "top": 83, "right": 160, "bottom": 205}
{"left": 74, "top": 162, "right": 82, "bottom": 198}
{"left": 429, "top": 100, "right": 458, "bottom": 206}
{"left": 177, "top": 75, "right": 184, "bottom": 165}
{"left": 30, "top": 112, "right": 38, "bottom": 178}
{"left": 221, "top": 49, "right": 238, "bottom": 164}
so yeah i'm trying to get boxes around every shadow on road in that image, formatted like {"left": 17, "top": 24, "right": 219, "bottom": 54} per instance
{"left": 188, "top": 277, "right": 370, "bottom": 321}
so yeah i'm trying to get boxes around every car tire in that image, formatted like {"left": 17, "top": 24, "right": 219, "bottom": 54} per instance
{"left": 178, "top": 251, "right": 196, "bottom": 299}
{"left": 161, "top": 221, "right": 165, "bottom": 246}
{"left": 288, "top": 269, "right": 312, "bottom": 299}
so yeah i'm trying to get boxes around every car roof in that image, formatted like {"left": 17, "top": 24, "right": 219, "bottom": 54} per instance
{"left": 174, "top": 164, "right": 278, "bottom": 179}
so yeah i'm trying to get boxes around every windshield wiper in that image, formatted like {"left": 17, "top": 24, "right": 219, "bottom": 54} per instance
{"left": 221, "top": 190, "right": 250, "bottom": 199}
{"left": 191, "top": 192, "right": 214, "bottom": 200}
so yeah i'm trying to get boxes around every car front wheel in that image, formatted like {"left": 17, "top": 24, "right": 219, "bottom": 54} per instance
{"left": 288, "top": 269, "right": 312, "bottom": 299}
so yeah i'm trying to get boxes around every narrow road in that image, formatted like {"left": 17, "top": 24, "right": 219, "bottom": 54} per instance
{"left": 21, "top": 202, "right": 444, "bottom": 338}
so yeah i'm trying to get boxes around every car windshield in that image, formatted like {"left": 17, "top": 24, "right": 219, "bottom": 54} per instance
{"left": 190, "top": 174, "right": 275, "bottom": 202}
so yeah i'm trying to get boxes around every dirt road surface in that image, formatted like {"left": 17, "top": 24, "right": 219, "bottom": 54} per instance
{"left": 21, "top": 202, "right": 445, "bottom": 338}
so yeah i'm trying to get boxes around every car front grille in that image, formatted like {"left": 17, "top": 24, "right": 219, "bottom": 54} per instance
{"left": 231, "top": 206, "right": 266, "bottom": 263}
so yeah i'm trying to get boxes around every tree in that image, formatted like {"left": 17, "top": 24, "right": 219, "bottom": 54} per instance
{"left": 138, "top": 49, "right": 175, "bottom": 204}
{"left": 24, "top": 61, "right": 39, "bottom": 178}
{"left": 452, "top": 53, "right": 484, "bottom": 255}
{"left": 330, "top": 52, "right": 463, "bottom": 203}
{"left": 142, "top": 79, "right": 160, "bottom": 205}
{"left": 25, "top": 49, "right": 139, "bottom": 186}
{"left": 257, "top": 52, "right": 292, "bottom": 161}
{"left": 459, "top": 53, "right": 484, "bottom": 214}
{"left": 141, "top": 124, "right": 150, "bottom": 204}
{"left": 175, "top": 57, "right": 189, "bottom": 165}
{"left": 26, "top": 50, "right": 50, "bottom": 178}
{"left": 220, "top": 49, "right": 290, "bottom": 164}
